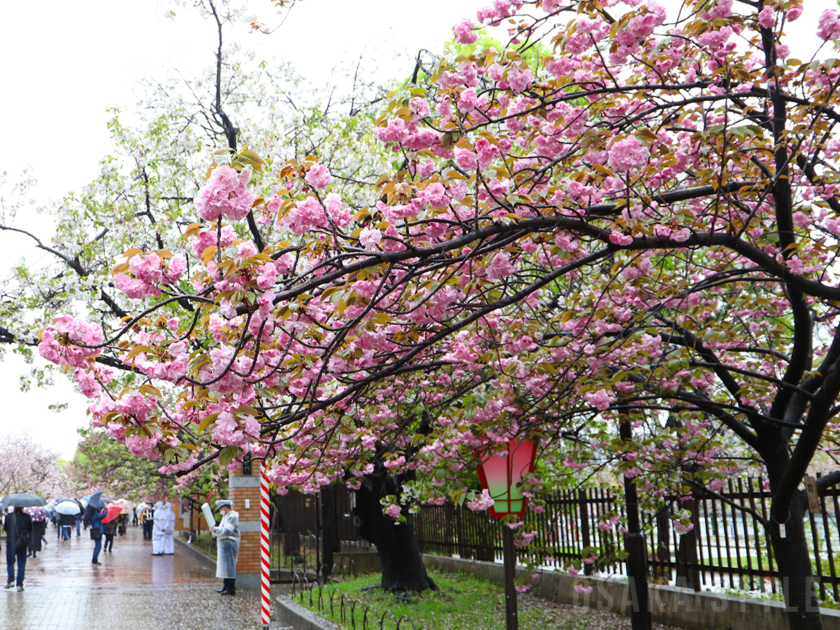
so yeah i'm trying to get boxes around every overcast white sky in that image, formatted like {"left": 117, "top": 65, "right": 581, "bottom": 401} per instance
{"left": 0, "top": 0, "right": 835, "bottom": 459}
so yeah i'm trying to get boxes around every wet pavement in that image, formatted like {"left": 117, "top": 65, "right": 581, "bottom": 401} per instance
{"left": 0, "top": 524, "right": 292, "bottom": 629}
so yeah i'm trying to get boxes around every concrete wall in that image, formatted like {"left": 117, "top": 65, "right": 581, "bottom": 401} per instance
{"left": 334, "top": 551, "right": 380, "bottom": 575}
{"left": 422, "top": 555, "right": 840, "bottom": 630}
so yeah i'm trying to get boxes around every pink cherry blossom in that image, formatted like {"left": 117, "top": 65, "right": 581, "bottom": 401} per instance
{"left": 195, "top": 165, "right": 255, "bottom": 222}
{"left": 38, "top": 316, "right": 103, "bottom": 369}
{"left": 485, "top": 252, "right": 516, "bottom": 281}
{"left": 818, "top": 10, "right": 840, "bottom": 41}
{"left": 284, "top": 196, "right": 327, "bottom": 235}
{"left": 454, "top": 18, "right": 479, "bottom": 44}
{"left": 323, "top": 193, "right": 352, "bottom": 227}
{"left": 359, "top": 228, "right": 383, "bottom": 249}
{"left": 757, "top": 7, "right": 774, "bottom": 30}
{"left": 409, "top": 97, "right": 431, "bottom": 120}
{"left": 191, "top": 225, "right": 236, "bottom": 258}
{"left": 458, "top": 88, "right": 478, "bottom": 111}
{"left": 817, "top": 9, "right": 840, "bottom": 41}
{"left": 374, "top": 118, "right": 408, "bottom": 143}
{"left": 466, "top": 489, "right": 495, "bottom": 511}
{"left": 420, "top": 182, "right": 450, "bottom": 209}
{"left": 585, "top": 388, "right": 616, "bottom": 411}
{"left": 304, "top": 163, "right": 332, "bottom": 190}
{"left": 607, "top": 136, "right": 650, "bottom": 172}
{"left": 454, "top": 147, "right": 477, "bottom": 170}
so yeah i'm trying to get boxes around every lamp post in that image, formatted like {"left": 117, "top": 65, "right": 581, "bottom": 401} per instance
{"left": 477, "top": 438, "right": 537, "bottom": 630}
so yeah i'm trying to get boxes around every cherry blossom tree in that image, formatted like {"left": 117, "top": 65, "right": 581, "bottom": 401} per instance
{"left": 1, "top": 0, "right": 417, "bottom": 588}
{"left": 0, "top": 432, "right": 68, "bottom": 498}
{"left": 30, "top": 0, "right": 840, "bottom": 623}
{"left": 66, "top": 426, "right": 225, "bottom": 502}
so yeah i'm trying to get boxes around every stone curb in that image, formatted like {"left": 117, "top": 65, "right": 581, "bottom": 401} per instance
{"left": 275, "top": 595, "right": 342, "bottom": 630}
{"left": 174, "top": 535, "right": 216, "bottom": 571}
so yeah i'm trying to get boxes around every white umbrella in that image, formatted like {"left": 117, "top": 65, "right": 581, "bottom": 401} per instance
{"left": 55, "top": 500, "right": 81, "bottom": 516}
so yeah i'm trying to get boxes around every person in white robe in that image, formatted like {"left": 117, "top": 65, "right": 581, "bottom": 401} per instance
{"left": 151, "top": 501, "right": 165, "bottom": 555}
{"left": 160, "top": 502, "right": 175, "bottom": 555}
{"left": 211, "top": 500, "right": 240, "bottom": 595}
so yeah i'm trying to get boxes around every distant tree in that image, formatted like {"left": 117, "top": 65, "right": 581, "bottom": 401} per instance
{"left": 68, "top": 427, "right": 225, "bottom": 502}
{"left": 0, "top": 432, "right": 68, "bottom": 498}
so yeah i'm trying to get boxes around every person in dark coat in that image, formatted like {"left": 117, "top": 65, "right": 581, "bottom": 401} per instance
{"left": 117, "top": 513, "right": 127, "bottom": 537}
{"left": 59, "top": 512, "right": 74, "bottom": 541}
{"left": 4, "top": 508, "right": 33, "bottom": 591}
{"left": 103, "top": 519, "right": 116, "bottom": 553}
{"left": 141, "top": 503, "right": 155, "bottom": 540}
{"left": 27, "top": 518, "right": 46, "bottom": 558}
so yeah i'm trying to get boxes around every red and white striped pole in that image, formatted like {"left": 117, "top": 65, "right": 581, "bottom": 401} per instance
{"left": 260, "top": 469, "right": 271, "bottom": 629}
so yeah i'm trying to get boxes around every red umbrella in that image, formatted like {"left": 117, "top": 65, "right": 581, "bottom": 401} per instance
{"left": 101, "top": 503, "right": 123, "bottom": 524}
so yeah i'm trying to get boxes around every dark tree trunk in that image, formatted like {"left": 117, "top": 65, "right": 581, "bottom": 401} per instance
{"left": 770, "top": 497, "right": 823, "bottom": 630}
{"left": 763, "top": 442, "right": 825, "bottom": 630}
{"left": 321, "top": 485, "right": 339, "bottom": 579}
{"left": 352, "top": 474, "right": 437, "bottom": 592}
{"left": 272, "top": 494, "right": 302, "bottom": 561}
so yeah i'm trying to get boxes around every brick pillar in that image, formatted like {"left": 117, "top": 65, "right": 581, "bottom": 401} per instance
{"left": 228, "top": 460, "right": 263, "bottom": 589}
{"left": 174, "top": 500, "right": 187, "bottom": 531}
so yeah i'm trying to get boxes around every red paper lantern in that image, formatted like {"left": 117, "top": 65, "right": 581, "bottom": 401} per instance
{"left": 477, "top": 438, "right": 537, "bottom": 518}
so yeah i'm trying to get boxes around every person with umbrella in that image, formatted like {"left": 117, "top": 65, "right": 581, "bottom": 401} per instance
{"left": 3, "top": 504, "right": 33, "bottom": 591}
{"left": 55, "top": 500, "right": 81, "bottom": 542}
{"left": 89, "top": 504, "right": 107, "bottom": 565}
{"left": 99, "top": 502, "right": 122, "bottom": 554}
{"left": 86, "top": 491, "right": 108, "bottom": 565}
{"left": 102, "top": 514, "right": 117, "bottom": 553}
{"left": 22, "top": 507, "right": 48, "bottom": 559}
{"left": 211, "top": 500, "right": 240, "bottom": 595}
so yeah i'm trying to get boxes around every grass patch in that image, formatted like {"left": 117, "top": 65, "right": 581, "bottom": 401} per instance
{"left": 294, "top": 571, "right": 674, "bottom": 630}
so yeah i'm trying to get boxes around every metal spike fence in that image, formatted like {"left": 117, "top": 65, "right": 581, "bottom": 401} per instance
{"left": 415, "top": 474, "right": 840, "bottom": 603}
{"left": 292, "top": 574, "right": 431, "bottom": 630}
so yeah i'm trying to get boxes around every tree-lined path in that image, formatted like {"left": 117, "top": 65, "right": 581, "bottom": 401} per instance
{"left": 0, "top": 524, "right": 278, "bottom": 629}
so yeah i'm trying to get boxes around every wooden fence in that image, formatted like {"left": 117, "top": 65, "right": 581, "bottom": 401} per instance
{"left": 415, "top": 474, "right": 840, "bottom": 603}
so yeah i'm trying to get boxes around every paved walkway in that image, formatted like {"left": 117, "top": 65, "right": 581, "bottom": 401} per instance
{"left": 1, "top": 523, "right": 292, "bottom": 630}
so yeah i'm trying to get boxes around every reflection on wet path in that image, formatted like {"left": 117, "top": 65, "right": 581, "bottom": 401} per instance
{"left": 0, "top": 524, "right": 281, "bottom": 629}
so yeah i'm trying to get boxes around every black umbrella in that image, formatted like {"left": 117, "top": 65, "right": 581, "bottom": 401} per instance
{"left": 0, "top": 493, "right": 47, "bottom": 510}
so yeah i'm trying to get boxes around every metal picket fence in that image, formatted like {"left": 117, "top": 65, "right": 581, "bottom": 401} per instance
{"left": 416, "top": 475, "right": 840, "bottom": 602}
